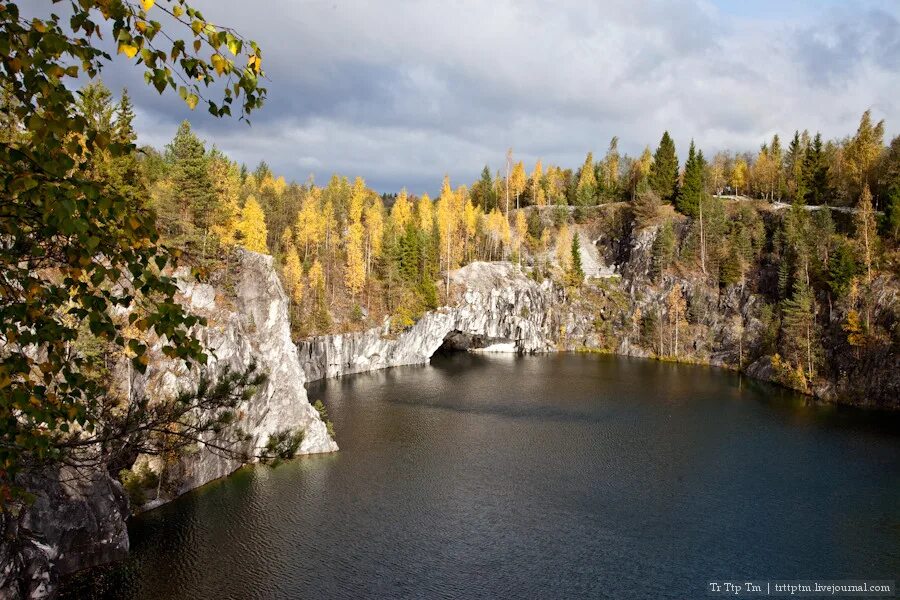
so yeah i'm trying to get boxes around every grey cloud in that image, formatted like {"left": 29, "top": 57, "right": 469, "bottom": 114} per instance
{"left": 68, "top": 0, "right": 900, "bottom": 192}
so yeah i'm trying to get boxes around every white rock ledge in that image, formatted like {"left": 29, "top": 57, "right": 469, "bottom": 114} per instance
{"left": 298, "top": 262, "right": 560, "bottom": 381}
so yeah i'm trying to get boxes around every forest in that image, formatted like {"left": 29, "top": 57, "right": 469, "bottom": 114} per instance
{"left": 111, "top": 78, "right": 898, "bottom": 388}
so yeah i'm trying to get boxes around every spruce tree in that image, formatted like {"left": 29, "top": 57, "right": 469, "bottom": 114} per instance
{"left": 676, "top": 140, "right": 704, "bottom": 217}
{"left": 649, "top": 131, "right": 679, "bottom": 203}
{"left": 804, "top": 133, "right": 828, "bottom": 205}
{"left": 569, "top": 232, "right": 585, "bottom": 285}
{"left": 114, "top": 88, "right": 136, "bottom": 144}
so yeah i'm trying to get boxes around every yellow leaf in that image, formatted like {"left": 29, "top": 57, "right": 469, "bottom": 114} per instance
{"left": 211, "top": 53, "right": 226, "bottom": 75}
{"left": 141, "top": 0, "right": 155, "bottom": 10}
{"left": 173, "top": 6, "right": 183, "bottom": 17}
{"left": 118, "top": 42, "right": 139, "bottom": 58}
{"left": 186, "top": 94, "right": 199, "bottom": 110}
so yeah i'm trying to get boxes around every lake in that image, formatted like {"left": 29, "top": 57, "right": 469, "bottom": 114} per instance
{"left": 76, "top": 353, "right": 900, "bottom": 599}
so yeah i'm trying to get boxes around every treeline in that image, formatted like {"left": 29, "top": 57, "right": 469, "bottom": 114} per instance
{"left": 84, "top": 84, "right": 899, "bottom": 361}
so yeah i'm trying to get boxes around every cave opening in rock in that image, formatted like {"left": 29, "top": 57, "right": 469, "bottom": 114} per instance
{"left": 435, "top": 330, "right": 485, "bottom": 355}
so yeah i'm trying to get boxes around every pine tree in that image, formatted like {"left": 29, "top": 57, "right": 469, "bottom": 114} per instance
{"left": 167, "top": 120, "right": 216, "bottom": 247}
{"left": 237, "top": 195, "right": 269, "bottom": 253}
{"left": 649, "top": 131, "right": 679, "bottom": 203}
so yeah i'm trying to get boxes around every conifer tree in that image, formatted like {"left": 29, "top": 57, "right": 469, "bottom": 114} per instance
{"left": 569, "top": 232, "right": 585, "bottom": 286}
{"left": 114, "top": 88, "right": 136, "bottom": 144}
{"left": 168, "top": 120, "right": 216, "bottom": 248}
{"left": 475, "top": 166, "right": 496, "bottom": 211}
{"left": 786, "top": 131, "right": 807, "bottom": 203}
{"left": 649, "top": 131, "right": 679, "bottom": 203}
{"left": 781, "top": 277, "right": 818, "bottom": 381}
{"left": 677, "top": 140, "right": 704, "bottom": 217}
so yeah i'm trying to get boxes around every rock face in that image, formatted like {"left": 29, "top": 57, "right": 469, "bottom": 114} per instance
{"left": 136, "top": 249, "right": 337, "bottom": 497}
{"left": 2, "top": 250, "right": 337, "bottom": 599}
{"left": 298, "top": 262, "right": 558, "bottom": 381}
{"left": 0, "top": 468, "right": 129, "bottom": 600}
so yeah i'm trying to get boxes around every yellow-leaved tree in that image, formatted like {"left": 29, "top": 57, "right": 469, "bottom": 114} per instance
{"left": 463, "top": 193, "right": 479, "bottom": 261}
{"left": 418, "top": 193, "right": 434, "bottom": 235}
{"left": 514, "top": 209, "right": 527, "bottom": 264}
{"left": 364, "top": 196, "right": 385, "bottom": 276}
{"left": 436, "top": 177, "right": 458, "bottom": 295}
{"left": 731, "top": 158, "right": 748, "bottom": 197}
{"left": 391, "top": 188, "right": 412, "bottom": 231}
{"left": 208, "top": 154, "right": 241, "bottom": 246}
{"left": 531, "top": 160, "right": 543, "bottom": 205}
{"left": 345, "top": 223, "right": 366, "bottom": 298}
{"left": 296, "top": 189, "right": 323, "bottom": 260}
{"left": 511, "top": 160, "right": 526, "bottom": 209}
{"left": 556, "top": 223, "right": 572, "bottom": 272}
{"left": 237, "top": 195, "right": 269, "bottom": 253}
{"left": 282, "top": 242, "right": 304, "bottom": 307}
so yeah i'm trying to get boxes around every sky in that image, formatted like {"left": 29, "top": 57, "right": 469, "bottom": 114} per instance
{"left": 83, "top": 0, "right": 900, "bottom": 194}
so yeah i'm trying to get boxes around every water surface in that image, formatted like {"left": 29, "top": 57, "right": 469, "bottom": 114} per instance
{"left": 83, "top": 354, "right": 900, "bottom": 599}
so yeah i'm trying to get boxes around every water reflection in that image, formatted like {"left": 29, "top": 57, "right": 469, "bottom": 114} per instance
{"left": 71, "top": 353, "right": 900, "bottom": 600}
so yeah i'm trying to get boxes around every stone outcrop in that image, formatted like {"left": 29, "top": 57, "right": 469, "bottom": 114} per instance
{"left": 0, "top": 468, "right": 129, "bottom": 600}
{"left": 136, "top": 250, "right": 337, "bottom": 497}
{"left": 298, "top": 262, "right": 558, "bottom": 381}
{"left": 3, "top": 250, "right": 337, "bottom": 599}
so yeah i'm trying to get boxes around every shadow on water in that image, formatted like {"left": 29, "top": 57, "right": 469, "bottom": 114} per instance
{"left": 66, "top": 353, "right": 900, "bottom": 600}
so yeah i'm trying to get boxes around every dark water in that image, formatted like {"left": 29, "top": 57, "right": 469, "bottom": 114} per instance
{"left": 84, "top": 354, "right": 900, "bottom": 599}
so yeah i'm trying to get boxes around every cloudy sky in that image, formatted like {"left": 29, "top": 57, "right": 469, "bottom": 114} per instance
{"left": 92, "top": 0, "right": 900, "bottom": 194}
